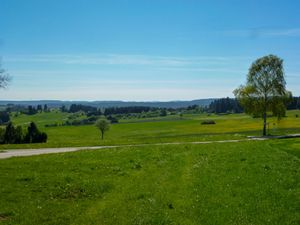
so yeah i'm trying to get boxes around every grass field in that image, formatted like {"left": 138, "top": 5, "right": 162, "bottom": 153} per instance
{"left": 0, "top": 110, "right": 299, "bottom": 149}
{"left": 0, "top": 139, "right": 299, "bottom": 224}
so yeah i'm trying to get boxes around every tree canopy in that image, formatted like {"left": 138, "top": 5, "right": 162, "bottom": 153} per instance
{"left": 234, "top": 55, "right": 291, "bottom": 136}
{"left": 95, "top": 119, "right": 110, "bottom": 140}
{"left": 0, "top": 62, "right": 11, "bottom": 89}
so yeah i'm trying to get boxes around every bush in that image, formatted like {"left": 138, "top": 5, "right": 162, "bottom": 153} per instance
{"left": 201, "top": 120, "right": 216, "bottom": 125}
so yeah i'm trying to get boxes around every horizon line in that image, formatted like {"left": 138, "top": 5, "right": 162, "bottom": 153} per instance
{"left": 0, "top": 98, "right": 220, "bottom": 103}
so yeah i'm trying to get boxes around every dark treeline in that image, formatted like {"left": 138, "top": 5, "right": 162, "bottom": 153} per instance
{"left": 104, "top": 106, "right": 157, "bottom": 115}
{"left": 59, "top": 97, "right": 300, "bottom": 117}
{"left": 6, "top": 104, "right": 49, "bottom": 115}
{"left": 25, "top": 105, "right": 49, "bottom": 115}
{"left": 0, "top": 122, "right": 47, "bottom": 144}
{"left": 68, "top": 104, "right": 100, "bottom": 114}
{"left": 208, "top": 97, "right": 300, "bottom": 114}
{"left": 287, "top": 97, "right": 300, "bottom": 110}
{"left": 208, "top": 98, "right": 243, "bottom": 114}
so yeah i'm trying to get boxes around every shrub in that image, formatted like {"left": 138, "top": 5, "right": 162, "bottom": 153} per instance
{"left": 201, "top": 120, "right": 216, "bottom": 125}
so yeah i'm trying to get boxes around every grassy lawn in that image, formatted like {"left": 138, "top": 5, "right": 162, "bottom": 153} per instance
{"left": 10, "top": 111, "right": 70, "bottom": 127}
{"left": 0, "top": 110, "right": 299, "bottom": 149}
{"left": 0, "top": 139, "right": 299, "bottom": 224}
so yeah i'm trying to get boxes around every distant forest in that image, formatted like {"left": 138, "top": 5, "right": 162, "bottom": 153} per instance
{"left": 208, "top": 97, "right": 300, "bottom": 114}
{"left": 1, "top": 97, "right": 300, "bottom": 126}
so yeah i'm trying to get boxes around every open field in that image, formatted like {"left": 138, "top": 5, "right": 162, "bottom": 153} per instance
{"left": 0, "top": 110, "right": 300, "bottom": 149}
{"left": 0, "top": 139, "right": 299, "bottom": 225}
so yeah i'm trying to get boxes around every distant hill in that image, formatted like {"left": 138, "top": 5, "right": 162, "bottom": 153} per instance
{"left": 0, "top": 99, "right": 216, "bottom": 109}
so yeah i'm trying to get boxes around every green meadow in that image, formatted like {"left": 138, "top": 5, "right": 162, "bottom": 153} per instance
{"left": 0, "top": 110, "right": 299, "bottom": 224}
{"left": 0, "top": 110, "right": 299, "bottom": 149}
{"left": 0, "top": 139, "right": 299, "bottom": 224}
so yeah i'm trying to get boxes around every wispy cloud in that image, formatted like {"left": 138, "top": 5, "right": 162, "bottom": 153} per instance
{"left": 224, "top": 28, "right": 300, "bottom": 38}
{"left": 5, "top": 54, "right": 250, "bottom": 67}
{"left": 0, "top": 86, "right": 234, "bottom": 101}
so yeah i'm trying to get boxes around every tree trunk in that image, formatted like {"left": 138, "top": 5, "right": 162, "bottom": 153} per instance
{"left": 263, "top": 94, "right": 268, "bottom": 136}
{"left": 263, "top": 112, "right": 267, "bottom": 136}
{"left": 101, "top": 131, "right": 104, "bottom": 140}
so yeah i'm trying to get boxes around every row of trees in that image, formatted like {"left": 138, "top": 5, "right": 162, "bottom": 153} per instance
{"left": 103, "top": 106, "right": 156, "bottom": 115}
{"left": 68, "top": 104, "right": 99, "bottom": 114}
{"left": 5, "top": 105, "right": 49, "bottom": 115}
{"left": 208, "top": 96, "right": 300, "bottom": 114}
{"left": 25, "top": 105, "right": 49, "bottom": 115}
{"left": 208, "top": 98, "right": 243, "bottom": 114}
{"left": 287, "top": 97, "right": 300, "bottom": 110}
{"left": 0, "top": 122, "right": 47, "bottom": 144}
{"left": 60, "top": 95, "right": 299, "bottom": 119}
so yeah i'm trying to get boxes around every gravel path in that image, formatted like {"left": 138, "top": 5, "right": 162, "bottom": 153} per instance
{"left": 1, "top": 134, "right": 299, "bottom": 159}
{"left": 0, "top": 139, "right": 251, "bottom": 159}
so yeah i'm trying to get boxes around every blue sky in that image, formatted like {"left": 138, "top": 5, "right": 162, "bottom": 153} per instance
{"left": 0, "top": 0, "right": 299, "bottom": 101}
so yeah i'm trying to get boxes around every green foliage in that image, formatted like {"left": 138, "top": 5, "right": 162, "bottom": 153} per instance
{"left": 106, "top": 115, "right": 119, "bottom": 124}
{"left": 24, "top": 122, "right": 47, "bottom": 143}
{"left": 0, "top": 140, "right": 299, "bottom": 224}
{"left": 160, "top": 109, "right": 167, "bottom": 116}
{"left": 1, "top": 110, "right": 300, "bottom": 149}
{"left": 234, "top": 55, "right": 292, "bottom": 135}
{"left": 209, "top": 97, "right": 243, "bottom": 114}
{"left": 95, "top": 119, "right": 110, "bottom": 139}
{"left": 3, "top": 122, "right": 17, "bottom": 144}
{"left": 0, "top": 62, "right": 11, "bottom": 89}
{"left": 0, "top": 111, "right": 10, "bottom": 125}
{"left": 201, "top": 120, "right": 216, "bottom": 125}
{"left": 1, "top": 122, "right": 23, "bottom": 144}
{"left": 14, "top": 126, "right": 24, "bottom": 144}
{"left": 0, "top": 122, "right": 47, "bottom": 144}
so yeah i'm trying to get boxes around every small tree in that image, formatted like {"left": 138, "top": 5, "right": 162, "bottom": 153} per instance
{"left": 24, "top": 122, "right": 47, "bottom": 143}
{"left": 234, "top": 55, "right": 291, "bottom": 136}
{"left": 0, "top": 111, "right": 10, "bottom": 125}
{"left": 37, "top": 105, "right": 43, "bottom": 112}
{"left": 3, "top": 122, "right": 16, "bottom": 144}
{"left": 14, "top": 126, "right": 23, "bottom": 143}
{"left": 95, "top": 119, "right": 110, "bottom": 140}
{"left": 44, "top": 104, "right": 48, "bottom": 112}
{"left": 0, "top": 127, "right": 5, "bottom": 143}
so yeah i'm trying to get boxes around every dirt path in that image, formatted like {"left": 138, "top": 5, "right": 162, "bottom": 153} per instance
{"left": 0, "top": 139, "right": 265, "bottom": 159}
